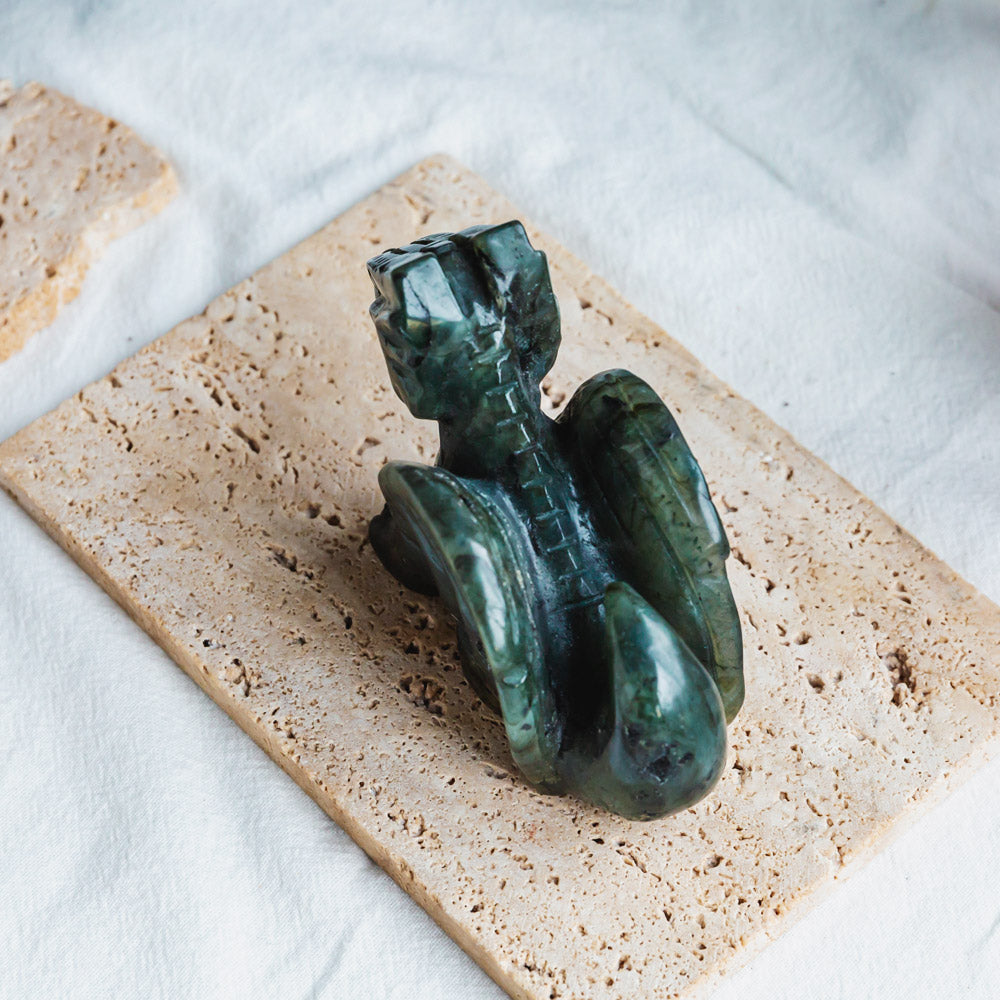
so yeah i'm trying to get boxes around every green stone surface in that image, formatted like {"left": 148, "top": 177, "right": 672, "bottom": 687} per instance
{"left": 367, "top": 221, "right": 743, "bottom": 820}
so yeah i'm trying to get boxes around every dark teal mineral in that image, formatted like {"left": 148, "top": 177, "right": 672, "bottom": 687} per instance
{"left": 367, "top": 221, "right": 744, "bottom": 820}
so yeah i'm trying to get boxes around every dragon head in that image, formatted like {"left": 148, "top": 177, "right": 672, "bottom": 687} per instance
{"left": 367, "top": 221, "right": 560, "bottom": 420}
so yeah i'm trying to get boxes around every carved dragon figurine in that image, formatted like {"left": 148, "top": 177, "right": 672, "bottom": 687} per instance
{"left": 367, "top": 221, "right": 744, "bottom": 820}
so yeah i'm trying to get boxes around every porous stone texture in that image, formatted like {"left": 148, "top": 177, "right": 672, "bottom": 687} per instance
{"left": 0, "top": 80, "right": 177, "bottom": 362}
{"left": 1, "top": 156, "right": 998, "bottom": 1000}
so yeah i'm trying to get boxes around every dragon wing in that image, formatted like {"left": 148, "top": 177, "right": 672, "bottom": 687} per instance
{"left": 376, "top": 461, "right": 563, "bottom": 790}
{"left": 558, "top": 369, "right": 744, "bottom": 721}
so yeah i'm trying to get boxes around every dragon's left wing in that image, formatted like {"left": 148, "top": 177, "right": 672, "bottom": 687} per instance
{"left": 376, "top": 461, "right": 563, "bottom": 790}
{"left": 558, "top": 369, "right": 744, "bottom": 721}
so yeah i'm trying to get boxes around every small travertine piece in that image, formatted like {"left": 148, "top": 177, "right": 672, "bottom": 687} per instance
{"left": 0, "top": 80, "right": 177, "bottom": 362}
{"left": 1, "top": 157, "right": 998, "bottom": 1000}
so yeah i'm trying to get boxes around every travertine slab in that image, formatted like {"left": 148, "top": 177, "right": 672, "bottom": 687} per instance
{"left": 0, "top": 81, "right": 177, "bottom": 361}
{"left": 1, "top": 156, "right": 998, "bottom": 1000}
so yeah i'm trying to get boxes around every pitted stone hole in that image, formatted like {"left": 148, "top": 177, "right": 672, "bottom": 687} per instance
{"left": 268, "top": 544, "right": 313, "bottom": 580}
{"left": 232, "top": 425, "right": 260, "bottom": 453}
{"left": 540, "top": 378, "right": 567, "bottom": 409}
{"left": 793, "top": 630, "right": 811, "bottom": 645}
{"left": 882, "top": 646, "right": 916, "bottom": 705}
{"left": 806, "top": 673, "right": 825, "bottom": 692}
{"left": 353, "top": 435, "right": 381, "bottom": 458}
{"left": 399, "top": 673, "right": 446, "bottom": 715}
{"left": 270, "top": 546, "right": 296, "bottom": 571}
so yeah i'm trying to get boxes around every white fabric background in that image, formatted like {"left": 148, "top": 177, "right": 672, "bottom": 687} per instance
{"left": 2, "top": 2, "right": 999, "bottom": 997}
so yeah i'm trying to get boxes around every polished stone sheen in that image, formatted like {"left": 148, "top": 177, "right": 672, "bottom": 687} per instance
{"left": 367, "top": 221, "right": 744, "bottom": 819}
